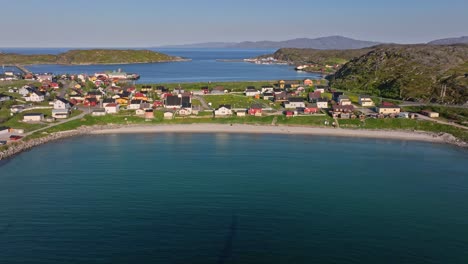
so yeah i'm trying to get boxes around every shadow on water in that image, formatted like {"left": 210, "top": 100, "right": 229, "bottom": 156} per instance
{"left": 217, "top": 215, "right": 238, "bottom": 264}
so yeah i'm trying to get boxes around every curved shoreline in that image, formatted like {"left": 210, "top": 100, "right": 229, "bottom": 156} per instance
{"left": 1, "top": 124, "right": 466, "bottom": 161}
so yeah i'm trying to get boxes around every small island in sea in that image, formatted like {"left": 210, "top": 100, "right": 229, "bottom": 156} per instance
{"left": 0, "top": 49, "right": 185, "bottom": 65}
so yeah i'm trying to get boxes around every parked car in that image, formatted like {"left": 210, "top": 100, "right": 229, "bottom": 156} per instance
{"left": 9, "top": 135, "right": 23, "bottom": 141}
{"left": 0, "top": 140, "right": 7, "bottom": 145}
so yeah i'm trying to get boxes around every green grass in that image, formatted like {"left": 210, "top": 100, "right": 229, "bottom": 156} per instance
{"left": 203, "top": 94, "right": 267, "bottom": 108}
{"left": 276, "top": 115, "right": 333, "bottom": 126}
{"left": 401, "top": 105, "right": 468, "bottom": 125}
{"left": 338, "top": 118, "right": 468, "bottom": 142}
{"left": 2, "top": 108, "right": 52, "bottom": 132}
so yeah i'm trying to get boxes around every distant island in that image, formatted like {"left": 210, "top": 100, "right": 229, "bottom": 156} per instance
{"left": 0, "top": 49, "right": 184, "bottom": 65}
{"left": 160, "top": 36, "right": 381, "bottom": 50}
{"left": 428, "top": 36, "right": 468, "bottom": 45}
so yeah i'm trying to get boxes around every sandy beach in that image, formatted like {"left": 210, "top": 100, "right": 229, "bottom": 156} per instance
{"left": 90, "top": 124, "right": 449, "bottom": 143}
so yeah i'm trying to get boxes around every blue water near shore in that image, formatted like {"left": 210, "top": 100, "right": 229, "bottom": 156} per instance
{"left": 0, "top": 133, "right": 467, "bottom": 264}
{"left": 0, "top": 48, "right": 321, "bottom": 83}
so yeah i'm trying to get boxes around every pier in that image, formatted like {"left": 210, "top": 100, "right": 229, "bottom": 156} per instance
{"left": 2, "top": 64, "right": 32, "bottom": 75}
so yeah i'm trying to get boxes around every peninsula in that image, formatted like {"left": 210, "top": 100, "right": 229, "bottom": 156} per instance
{"left": 0, "top": 49, "right": 184, "bottom": 65}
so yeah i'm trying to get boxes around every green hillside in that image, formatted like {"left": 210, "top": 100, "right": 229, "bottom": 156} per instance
{"left": 329, "top": 44, "right": 468, "bottom": 104}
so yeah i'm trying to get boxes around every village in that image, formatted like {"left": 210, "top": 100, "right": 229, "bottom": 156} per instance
{"left": 0, "top": 70, "right": 445, "bottom": 145}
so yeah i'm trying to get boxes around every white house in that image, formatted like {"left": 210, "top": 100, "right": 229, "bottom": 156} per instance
{"left": 359, "top": 96, "right": 375, "bottom": 107}
{"left": 316, "top": 98, "right": 329, "bottom": 109}
{"left": 18, "top": 86, "right": 31, "bottom": 96}
{"left": 178, "top": 107, "right": 192, "bottom": 116}
{"left": 0, "top": 94, "right": 11, "bottom": 102}
{"left": 128, "top": 100, "right": 143, "bottom": 110}
{"left": 25, "top": 91, "right": 45, "bottom": 102}
{"left": 52, "top": 109, "right": 70, "bottom": 119}
{"left": 338, "top": 95, "right": 352, "bottom": 106}
{"left": 284, "top": 98, "right": 305, "bottom": 109}
{"left": 104, "top": 103, "right": 119, "bottom": 114}
{"left": 214, "top": 105, "right": 233, "bottom": 117}
{"left": 245, "top": 88, "right": 260, "bottom": 97}
{"left": 23, "top": 113, "right": 44, "bottom": 122}
{"left": 92, "top": 109, "right": 106, "bottom": 116}
{"left": 164, "top": 112, "right": 174, "bottom": 119}
{"left": 261, "top": 86, "right": 274, "bottom": 93}
{"left": 53, "top": 98, "right": 72, "bottom": 110}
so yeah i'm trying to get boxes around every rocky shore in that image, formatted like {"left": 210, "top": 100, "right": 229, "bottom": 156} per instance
{"left": 0, "top": 125, "right": 121, "bottom": 161}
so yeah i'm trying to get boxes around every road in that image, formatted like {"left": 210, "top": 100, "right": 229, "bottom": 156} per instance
{"left": 24, "top": 111, "right": 86, "bottom": 136}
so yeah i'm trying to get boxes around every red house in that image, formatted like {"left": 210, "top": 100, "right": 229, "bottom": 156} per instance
{"left": 248, "top": 104, "right": 263, "bottom": 116}
{"left": 153, "top": 101, "right": 164, "bottom": 108}
{"left": 285, "top": 111, "right": 294, "bottom": 117}
{"left": 304, "top": 104, "right": 319, "bottom": 114}
{"left": 84, "top": 98, "right": 98, "bottom": 107}
{"left": 50, "top": 82, "right": 60, "bottom": 89}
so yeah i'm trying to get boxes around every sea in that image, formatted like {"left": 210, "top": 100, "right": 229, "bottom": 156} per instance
{"left": 0, "top": 48, "right": 322, "bottom": 83}
{"left": 0, "top": 133, "right": 467, "bottom": 264}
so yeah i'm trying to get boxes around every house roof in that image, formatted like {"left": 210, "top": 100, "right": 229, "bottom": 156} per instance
{"left": 105, "top": 103, "right": 118, "bottom": 107}
{"left": 166, "top": 95, "right": 181, "bottom": 106}
{"left": 217, "top": 104, "right": 232, "bottom": 109}
{"left": 245, "top": 88, "right": 258, "bottom": 92}
{"left": 23, "top": 113, "right": 44, "bottom": 116}
{"left": 288, "top": 97, "right": 305, "bottom": 102}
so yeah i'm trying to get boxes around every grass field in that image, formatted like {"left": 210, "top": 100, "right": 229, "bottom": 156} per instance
{"left": 203, "top": 94, "right": 269, "bottom": 108}
{"left": 136, "top": 81, "right": 277, "bottom": 92}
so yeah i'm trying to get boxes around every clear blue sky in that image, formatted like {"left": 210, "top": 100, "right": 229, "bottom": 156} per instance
{"left": 1, "top": 0, "right": 467, "bottom": 47}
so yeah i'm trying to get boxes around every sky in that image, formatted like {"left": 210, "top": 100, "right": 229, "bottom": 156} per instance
{"left": 0, "top": 0, "right": 467, "bottom": 47}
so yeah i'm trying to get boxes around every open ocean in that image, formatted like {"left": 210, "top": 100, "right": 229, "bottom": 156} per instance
{"left": 0, "top": 48, "right": 322, "bottom": 83}
{"left": 0, "top": 133, "right": 467, "bottom": 264}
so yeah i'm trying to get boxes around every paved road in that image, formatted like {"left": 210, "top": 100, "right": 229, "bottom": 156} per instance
{"left": 24, "top": 111, "right": 86, "bottom": 136}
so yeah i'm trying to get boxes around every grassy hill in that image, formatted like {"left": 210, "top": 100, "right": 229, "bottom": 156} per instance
{"left": 329, "top": 44, "right": 468, "bottom": 104}
{"left": 0, "top": 49, "right": 180, "bottom": 65}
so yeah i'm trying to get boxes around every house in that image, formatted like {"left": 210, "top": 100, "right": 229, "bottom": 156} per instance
{"left": 245, "top": 88, "right": 260, "bottom": 97}
{"left": 316, "top": 98, "right": 329, "bottom": 109}
{"left": 102, "top": 98, "right": 115, "bottom": 107}
{"left": 332, "top": 92, "right": 344, "bottom": 102}
{"left": 25, "top": 91, "right": 45, "bottom": 102}
{"left": 18, "top": 86, "right": 33, "bottom": 96}
{"left": 36, "top": 74, "right": 53, "bottom": 82}
{"left": 52, "top": 109, "right": 70, "bottom": 119}
{"left": 128, "top": 100, "right": 144, "bottom": 110}
{"left": 304, "top": 104, "right": 319, "bottom": 114}
{"left": 236, "top": 111, "right": 247, "bottom": 117}
{"left": 214, "top": 105, "right": 233, "bottom": 117}
{"left": 165, "top": 95, "right": 181, "bottom": 109}
{"left": 50, "top": 82, "right": 60, "bottom": 89}
{"left": 84, "top": 98, "right": 98, "bottom": 107}
{"left": 333, "top": 104, "right": 354, "bottom": 113}
{"left": 285, "top": 110, "right": 294, "bottom": 117}
{"left": 274, "top": 92, "right": 288, "bottom": 102}
{"left": 115, "top": 98, "right": 129, "bottom": 105}
{"left": 262, "top": 92, "right": 275, "bottom": 101}
{"left": 92, "top": 109, "right": 106, "bottom": 116}
{"left": 359, "top": 96, "right": 375, "bottom": 107}
{"left": 153, "top": 100, "right": 164, "bottom": 108}
{"left": 181, "top": 96, "right": 192, "bottom": 108}
{"left": 53, "top": 97, "right": 72, "bottom": 110}
{"left": 104, "top": 103, "right": 119, "bottom": 114}
{"left": 376, "top": 104, "right": 401, "bottom": 115}
{"left": 135, "top": 109, "right": 145, "bottom": 116}
{"left": 0, "top": 93, "right": 12, "bottom": 102}
{"left": 164, "top": 111, "right": 174, "bottom": 119}
{"left": 144, "top": 109, "right": 154, "bottom": 119}
{"left": 133, "top": 92, "right": 148, "bottom": 101}
{"left": 308, "top": 91, "right": 322, "bottom": 102}
{"left": 304, "top": 79, "right": 314, "bottom": 86}
{"left": 248, "top": 104, "right": 263, "bottom": 116}
{"left": 284, "top": 98, "right": 305, "bottom": 109}
{"left": 10, "top": 105, "right": 25, "bottom": 114}
{"left": 0, "top": 126, "right": 9, "bottom": 135}
{"left": 279, "top": 80, "right": 300, "bottom": 89}
{"left": 261, "top": 86, "right": 274, "bottom": 93}
{"left": 23, "top": 113, "right": 44, "bottom": 122}
{"left": 178, "top": 107, "right": 192, "bottom": 116}
{"left": 421, "top": 110, "right": 439, "bottom": 118}
{"left": 315, "top": 87, "right": 325, "bottom": 93}
{"left": 338, "top": 95, "right": 352, "bottom": 106}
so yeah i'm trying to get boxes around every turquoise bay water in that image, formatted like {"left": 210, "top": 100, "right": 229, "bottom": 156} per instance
{"left": 0, "top": 134, "right": 467, "bottom": 264}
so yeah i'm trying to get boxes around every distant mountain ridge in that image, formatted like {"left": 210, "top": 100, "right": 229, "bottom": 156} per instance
{"left": 428, "top": 36, "right": 468, "bottom": 45}
{"left": 160, "top": 36, "right": 381, "bottom": 50}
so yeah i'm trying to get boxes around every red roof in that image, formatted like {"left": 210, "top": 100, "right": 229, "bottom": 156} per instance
{"left": 381, "top": 101, "right": 395, "bottom": 107}
{"left": 134, "top": 92, "right": 145, "bottom": 97}
{"left": 106, "top": 103, "right": 118, "bottom": 107}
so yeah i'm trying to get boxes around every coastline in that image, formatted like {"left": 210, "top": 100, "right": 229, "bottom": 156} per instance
{"left": 1, "top": 124, "right": 466, "bottom": 161}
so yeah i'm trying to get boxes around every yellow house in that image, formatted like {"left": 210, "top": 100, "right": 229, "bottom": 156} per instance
{"left": 116, "top": 98, "right": 129, "bottom": 105}
{"left": 278, "top": 80, "right": 300, "bottom": 89}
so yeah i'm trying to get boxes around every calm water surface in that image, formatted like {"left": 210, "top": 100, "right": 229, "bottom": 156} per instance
{"left": 0, "top": 134, "right": 467, "bottom": 264}
{"left": 0, "top": 48, "right": 321, "bottom": 83}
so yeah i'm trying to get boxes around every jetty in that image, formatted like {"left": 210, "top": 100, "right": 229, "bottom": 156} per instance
{"left": 3, "top": 64, "right": 32, "bottom": 75}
